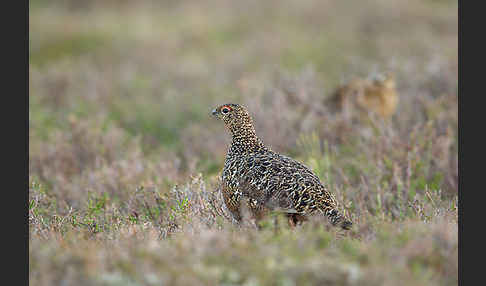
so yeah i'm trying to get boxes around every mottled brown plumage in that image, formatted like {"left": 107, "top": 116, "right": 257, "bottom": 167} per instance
{"left": 212, "top": 103, "right": 352, "bottom": 230}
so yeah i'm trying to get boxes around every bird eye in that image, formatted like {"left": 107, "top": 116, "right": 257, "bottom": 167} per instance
{"left": 221, "top": 107, "right": 231, "bottom": 114}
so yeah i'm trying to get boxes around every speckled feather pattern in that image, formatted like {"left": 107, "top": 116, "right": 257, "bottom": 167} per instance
{"left": 212, "top": 103, "right": 352, "bottom": 229}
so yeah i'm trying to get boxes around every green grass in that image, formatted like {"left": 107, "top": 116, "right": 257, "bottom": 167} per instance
{"left": 29, "top": 32, "right": 107, "bottom": 66}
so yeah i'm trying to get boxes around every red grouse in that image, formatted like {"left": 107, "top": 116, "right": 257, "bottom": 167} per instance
{"left": 212, "top": 103, "right": 352, "bottom": 229}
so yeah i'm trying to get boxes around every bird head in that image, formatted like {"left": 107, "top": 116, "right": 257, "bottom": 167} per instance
{"left": 211, "top": 103, "right": 254, "bottom": 132}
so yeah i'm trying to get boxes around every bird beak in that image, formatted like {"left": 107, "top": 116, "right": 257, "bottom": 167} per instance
{"left": 211, "top": 109, "right": 218, "bottom": 116}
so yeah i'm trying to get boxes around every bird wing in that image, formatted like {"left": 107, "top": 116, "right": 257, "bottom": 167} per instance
{"left": 237, "top": 152, "right": 323, "bottom": 214}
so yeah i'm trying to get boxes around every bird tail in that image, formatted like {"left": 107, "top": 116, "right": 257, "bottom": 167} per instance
{"left": 324, "top": 208, "right": 353, "bottom": 230}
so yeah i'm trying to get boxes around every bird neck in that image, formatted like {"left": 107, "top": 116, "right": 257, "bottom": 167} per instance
{"left": 229, "top": 125, "right": 267, "bottom": 155}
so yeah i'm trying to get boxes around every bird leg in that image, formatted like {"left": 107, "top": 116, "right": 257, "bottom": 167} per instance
{"left": 286, "top": 214, "right": 307, "bottom": 228}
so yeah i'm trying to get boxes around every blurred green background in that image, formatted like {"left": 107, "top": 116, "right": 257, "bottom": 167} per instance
{"left": 29, "top": 0, "right": 457, "bottom": 153}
